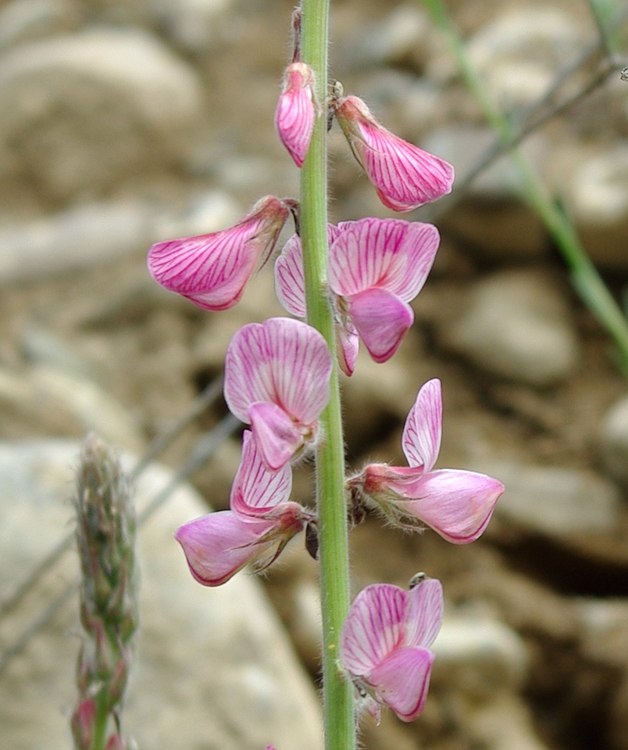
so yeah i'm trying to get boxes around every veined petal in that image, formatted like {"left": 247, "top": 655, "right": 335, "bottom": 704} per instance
{"left": 329, "top": 218, "right": 439, "bottom": 302}
{"left": 402, "top": 379, "right": 442, "bottom": 471}
{"left": 249, "top": 401, "right": 304, "bottom": 471}
{"left": 230, "top": 430, "right": 292, "bottom": 516}
{"left": 224, "top": 317, "right": 332, "bottom": 427}
{"left": 275, "top": 226, "right": 342, "bottom": 318}
{"left": 336, "top": 322, "right": 359, "bottom": 377}
{"left": 346, "top": 288, "right": 413, "bottom": 363}
{"left": 404, "top": 578, "right": 444, "bottom": 649}
{"left": 361, "top": 463, "right": 426, "bottom": 499}
{"left": 274, "top": 233, "right": 307, "bottom": 318}
{"left": 275, "top": 62, "right": 316, "bottom": 168}
{"left": 175, "top": 511, "right": 275, "bottom": 587}
{"left": 341, "top": 584, "right": 406, "bottom": 676}
{"left": 335, "top": 96, "right": 454, "bottom": 212}
{"left": 403, "top": 469, "right": 505, "bottom": 544}
{"left": 148, "top": 196, "right": 289, "bottom": 311}
{"left": 368, "top": 646, "right": 435, "bottom": 722}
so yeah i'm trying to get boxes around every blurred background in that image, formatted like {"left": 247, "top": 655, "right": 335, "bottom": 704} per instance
{"left": 0, "top": 1, "right": 627, "bottom": 749}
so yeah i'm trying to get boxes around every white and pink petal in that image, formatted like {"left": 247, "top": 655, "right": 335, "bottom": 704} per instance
{"left": 345, "top": 287, "right": 413, "bottom": 363}
{"left": 402, "top": 379, "right": 442, "bottom": 472}
{"left": 367, "top": 646, "right": 435, "bottom": 722}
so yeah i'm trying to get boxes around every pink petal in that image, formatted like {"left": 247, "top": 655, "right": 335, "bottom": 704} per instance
{"left": 335, "top": 96, "right": 454, "bottom": 212}
{"left": 404, "top": 578, "right": 444, "bottom": 649}
{"left": 230, "top": 430, "right": 292, "bottom": 516}
{"left": 403, "top": 469, "right": 505, "bottom": 544}
{"left": 345, "top": 287, "right": 413, "bottom": 363}
{"left": 341, "top": 584, "right": 406, "bottom": 676}
{"left": 402, "top": 379, "right": 442, "bottom": 471}
{"left": 148, "top": 196, "right": 289, "bottom": 311}
{"left": 275, "top": 225, "right": 343, "bottom": 318}
{"left": 336, "top": 322, "right": 359, "bottom": 377}
{"left": 362, "top": 463, "right": 426, "bottom": 499}
{"left": 275, "top": 62, "right": 316, "bottom": 168}
{"left": 329, "top": 218, "right": 439, "bottom": 302}
{"left": 249, "top": 401, "right": 304, "bottom": 471}
{"left": 224, "top": 317, "right": 332, "bottom": 427}
{"left": 175, "top": 512, "right": 275, "bottom": 587}
{"left": 274, "top": 233, "right": 307, "bottom": 318}
{"left": 368, "top": 646, "right": 435, "bottom": 722}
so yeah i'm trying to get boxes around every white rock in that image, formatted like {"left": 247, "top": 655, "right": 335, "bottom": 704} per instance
{"left": 562, "top": 145, "right": 628, "bottom": 271}
{"left": 599, "top": 394, "right": 628, "bottom": 489}
{"left": 489, "top": 462, "right": 621, "bottom": 538}
{"left": 0, "top": 29, "right": 204, "bottom": 201}
{"left": 0, "top": 439, "right": 323, "bottom": 750}
{"left": 442, "top": 269, "right": 579, "bottom": 386}
{"left": 0, "top": 200, "right": 159, "bottom": 284}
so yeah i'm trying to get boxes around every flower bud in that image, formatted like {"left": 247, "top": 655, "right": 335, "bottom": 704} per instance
{"left": 275, "top": 62, "right": 316, "bottom": 167}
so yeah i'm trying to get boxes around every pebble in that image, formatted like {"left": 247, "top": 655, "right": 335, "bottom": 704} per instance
{"left": 0, "top": 439, "right": 323, "bottom": 750}
{"left": 0, "top": 29, "right": 204, "bottom": 202}
{"left": 0, "top": 0, "right": 81, "bottom": 51}
{"left": 441, "top": 269, "right": 579, "bottom": 386}
{"left": 599, "top": 394, "right": 628, "bottom": 490}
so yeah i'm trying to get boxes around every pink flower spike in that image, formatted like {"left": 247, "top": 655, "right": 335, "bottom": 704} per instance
{"left": 275, "top": 62, "right": 316, "bottom": 168}
{"left": 349, "top": 379, "right": 504, "bottom": 543}
{"left": 341, "top": 579, "right": 443, "bottom": 723}
{"left": 334, "top": 95, "right": 454, "bottom": 211}
{"left": 224, "top": 318, "right": 332, "bottom": 469}
{"left": 147, "top": 195, "right": 290, "bottom": 311}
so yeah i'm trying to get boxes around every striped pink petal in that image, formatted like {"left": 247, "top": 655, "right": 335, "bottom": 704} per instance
{"left": 275, "top": 62, "right": 316, "bottom": 168}
{"left": 148, "top": 195, "right": 289, "bottom": 311}
{"left": 249, "top": 401, "right": 304, "bottom": 471}
{"left": 345, "top": 287, "right": 413, "bottom": 363}
{"left": 404, "top": 578, "right": 444, "bottom": 648}
{"left": 175, "top": 511, "right": 276, "bottom": 587}
{"left": 403, "top": 469, "right": 505, "bottom": 544}
{"left": 335, "top": 96, "right": 454, "bottom": 212}
{"left": 275, "top": 225, "right": 342, "bottom": 318}
{"left": 367, "top": 646, "right": 435, "bottom": 722}
{"left": 402, "top": 378, "right": 442, "bottom": 472}
{"left": 341, "top": 584, "right": 406, "bottom": 677}
{"left": 230, "top": 430, "right": 292, "bottom": 517}
{"left": 224, "top": 318, "right": 332, "bottom": 467}
{"left": 329, "top": 218, "right": 439, "bottom": 302}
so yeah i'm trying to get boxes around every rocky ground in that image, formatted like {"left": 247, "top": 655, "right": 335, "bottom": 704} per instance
{"left": 0, "top": 1, "right": 627, "bottom": 749}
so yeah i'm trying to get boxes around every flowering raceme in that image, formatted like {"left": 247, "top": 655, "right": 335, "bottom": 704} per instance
{"left": 348, "top": 379, "right": 504, "bottom": 543}
{"left": 176, "top": 431, "right": 312, "bottom": 587}
{"left": 224, "top": 317, "right": 332, "bottom": 470}
{"left": 333, "top": 94, "right": 454, "bottom": 212}
{"left": 147, "top": 195, "right": 291, "bottom": 311}
{"left": 341, "top": 577, "right": 443, "bottom": 723}
{"left": 275, "top": 62, "right": 316, "bottom": 167}
{"left": 275, "top": 217, "right": 440, "bottom": 374}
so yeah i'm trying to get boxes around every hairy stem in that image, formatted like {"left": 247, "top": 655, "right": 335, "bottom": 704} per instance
{"left": 299, "top": 1, "right": 356, "bottom": 748}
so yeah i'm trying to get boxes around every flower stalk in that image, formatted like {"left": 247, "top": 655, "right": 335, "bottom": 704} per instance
{"left": 72, "top": 434, "right": 137, "bottom": 750}
{"left": 299, "top": 1, "right": 356, "bottom": 748}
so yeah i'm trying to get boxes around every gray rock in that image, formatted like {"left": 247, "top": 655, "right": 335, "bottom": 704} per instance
{"left": 0, "top": 200, "right": 160, "bottom": 284}
{"left": 466, "top": 7, "right": 587, "bottom": 109}
{"left": 562, "top": 145, "right": 628, "bottom": 271}
{"left": 442, "top": 269, "right": 579, "bottom": 386}
{"left": 0, "top": 439, "right": 323, "bottom": 750}
{"left": 488, "top": 462, "right": 622, "bottom": 539}
{"left": 0, "top": 29, "right": 204, "bottom": 201}
{"left": 0, "top": 0, "right": 81, "bottom": 51}
{"left": 599, "top": 394, "right": 628, "bottom": 490}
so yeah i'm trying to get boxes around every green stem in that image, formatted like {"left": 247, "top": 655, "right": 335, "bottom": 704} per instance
{"left": 424, "top": 0, "right": 628, "bottom": 376}
{"left": 300, "top": 1, "right": 355, "bottom": 749}
{"left": 90, "top": 690, "right": 109, "bottom": 750}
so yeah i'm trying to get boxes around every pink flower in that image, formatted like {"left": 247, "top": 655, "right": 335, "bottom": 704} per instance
{"left": 224, "top": 318, "right": 332, "bottom": 470}
{"left": 147, "top": 195, "right": 291, "bottom": 311}
{"left": 176, "top": 432, "right": 311, "bottom": 587}
{"left": 275, "top": 218, "right": 439, "bottom": 375}
{"left": 341, "top": 577, "right": 443, "bottom": 723}
{"left": 275, "top": 62, "right": 316, "bottom": 167}
{"left": 334, "top": 95, "right": 454, "bottom": 212}
{"left": 348, "top": 379, "right": 504, "bottom": 543}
